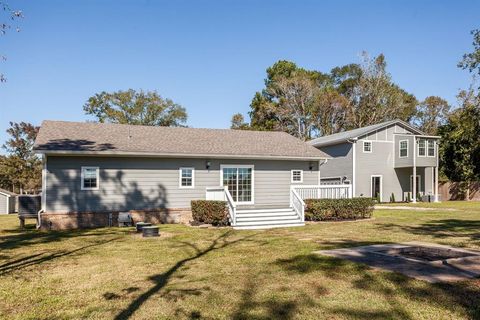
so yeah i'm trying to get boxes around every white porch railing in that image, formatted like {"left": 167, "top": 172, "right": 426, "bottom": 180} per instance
{"left": 290, "top": 187, "right": 305, "bottom": 222}
{"left": 292, "top": 184, "right": 353, "bottom": 200}
{"left": 224, "top": 187, "right": 237, "bottom": 226}
{"left": 205, "top": 186, "right": 237, "bottom": 226}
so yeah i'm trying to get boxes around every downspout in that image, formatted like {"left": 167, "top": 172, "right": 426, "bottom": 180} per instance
{"left": 37, "top": 154, "right": 47, "bottom": 229}
{"left": 318, "top": 159, "right": 328, "bottom": 185}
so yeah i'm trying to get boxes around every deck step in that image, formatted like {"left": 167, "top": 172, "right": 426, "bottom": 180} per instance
{"left": 236, "top": 215, "right": 299, "bottom": 222}
{"left": 236, "top": 208, "right": 295, "bottom": 214}
{"left": 235, "top": 219, "right": 303, "bottom": 226}
{"left": 236, "top": 211, "right": 296, "bottom": 218}
{"left": 232, "top": 207, "right": 303, "bottom": 230}
{"left": 234, "top": 222, "right": 305, "bottom": 230}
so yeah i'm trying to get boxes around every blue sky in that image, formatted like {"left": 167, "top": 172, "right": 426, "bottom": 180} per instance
{"left": 0, "top": 0, "right": 478, "bottom": 151}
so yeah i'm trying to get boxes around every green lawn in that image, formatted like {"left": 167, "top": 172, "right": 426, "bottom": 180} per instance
{"left": 1, "top": 202, "right": 480, "bottom": 319}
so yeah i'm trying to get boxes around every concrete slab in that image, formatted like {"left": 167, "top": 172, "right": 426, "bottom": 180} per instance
{"left": 315, "top": 242, "right": 480, "bottom": 283}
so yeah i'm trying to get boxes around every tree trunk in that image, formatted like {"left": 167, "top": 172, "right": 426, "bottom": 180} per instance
{"left": 466, "top": 181, "right": 471, "bottom": 201}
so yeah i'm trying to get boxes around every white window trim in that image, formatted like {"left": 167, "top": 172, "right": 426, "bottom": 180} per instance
{"left": 370, "top": 175, "right": 383, "bottom": 201}
{"left": 179, "top": 167, "right": 195, "bottom": 189}
{"left": 363, "top": 140, "right": 372, "bottom": 153}
{"left": 220, "top": 164, "right": 254, "bottom": 205}
{"left": 291, "top": 169, "right": 303, "bottom": 183}
{"left": 81, "top": 166, "right": 99, "bottom": 191}
{"left": 418, "top": 139, "right": 426, "bottom": 157}
{"left": 399, "top": 140, "right": 408, "bottom": 158}
{"left": 427, "top": 140, "right": 436, "bottom": 157}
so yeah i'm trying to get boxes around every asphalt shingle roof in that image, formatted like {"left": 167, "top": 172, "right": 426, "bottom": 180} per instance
{"left": 308, "top": 119, "right": 424, "bottom": 147}
{"left": 34, "top": 120, "right": 328, "bottom": 160}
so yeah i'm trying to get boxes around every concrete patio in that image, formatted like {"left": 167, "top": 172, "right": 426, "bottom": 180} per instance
{"left": 316, "top": 241, "right": 480, "bottom": 283}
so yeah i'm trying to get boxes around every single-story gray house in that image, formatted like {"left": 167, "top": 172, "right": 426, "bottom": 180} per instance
{"left": 309, "top": 119, "right": 440, "bottom": 203}
{"left": 34, "top": 120, "right": 331, "bottom": 229}
{"left": 0, "top": 188, "right": 16, "bottom": 214}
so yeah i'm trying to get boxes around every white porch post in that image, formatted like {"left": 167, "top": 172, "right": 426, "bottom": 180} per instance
{"left": 412, "top": 166, "right": 417, "bottom": 203}
{"left": 412, "top": 137, "right": 417, "bottom": 203}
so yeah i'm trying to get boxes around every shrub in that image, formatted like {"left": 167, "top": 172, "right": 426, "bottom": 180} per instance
{"left": 304, "top": 198, "right": 375, "bottom": 221}
{"left": 390, "top": 192, "right": 396, "bottom": 203}
{"left": 191, "top": 200, "right": 229, "bottom": 226}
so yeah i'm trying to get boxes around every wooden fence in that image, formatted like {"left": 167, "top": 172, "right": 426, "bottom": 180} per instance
{"left": 439, "top": 181, "right": 480, "bottom": 201}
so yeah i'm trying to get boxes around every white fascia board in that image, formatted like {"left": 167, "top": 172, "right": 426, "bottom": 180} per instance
{"left": 35, "top": 150, "right": 330, "bottom": 161}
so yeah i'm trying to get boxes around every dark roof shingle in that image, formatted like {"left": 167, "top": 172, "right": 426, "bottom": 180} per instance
{"left": 308, "top": 119, "right": 425, "bottom": 147}
{"left": 34, "top": 121, "right": 328, "bottom": 160}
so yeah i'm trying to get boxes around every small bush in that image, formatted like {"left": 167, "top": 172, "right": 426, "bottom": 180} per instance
{"left": 304, "top": 198, "right": 375, "bottom": 221}
{"left": 390, "top": 192, "right": 396, "bottom": 203}
{"left": 191, "top": 200, "right": 229, "bottom": 226}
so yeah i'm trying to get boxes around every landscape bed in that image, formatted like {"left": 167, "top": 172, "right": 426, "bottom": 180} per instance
{"left": 0, "top": 201, "right": 480, "bottom": 319}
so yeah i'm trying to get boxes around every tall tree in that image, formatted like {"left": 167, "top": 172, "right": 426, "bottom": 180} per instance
{"left": 84, "top": 89, "right": 188, "bottom": 126}
{"left": 2, "top": 122, "right": 41, "bottom": 193}
{"left": 1, "top": 1, "right": 23, "bottom": 82}
{"left": 412, "top": 96, "right": 450, "bottom": 135}
{"left": 248, "top": 60, "right": 332, "bottom": 140}
{"left": 243, "top": 55, "right": 417, "bottom": 139}
{"left": 439, "top": 87, "right": 480, "bottom": 200}
{"left": 337, "top": 53, "right": 417, "bottom": 128}
{"left": 458, "top": 29, "right": 480, "bottom": 80}
{"left": 312, "top": 88, "right": 349, "bottom": 136}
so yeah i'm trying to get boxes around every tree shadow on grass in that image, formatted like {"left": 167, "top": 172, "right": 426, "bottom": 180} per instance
{"left": 112, "top": 230, "right": 258, "bottom": 320}
{"left": 378, "top": 219, "right": 480, "bottom": 243}
{"left": 0, "top": 226, "right": 124, "bottom": 251}
{"left": 275, "top": 250, "right": 480, "bottom": 319}
{"left": 0, "top": 237, "right": 120, "bottom": 275}
{"left": 230, "top": 275, "right": 312, "bottom": 320}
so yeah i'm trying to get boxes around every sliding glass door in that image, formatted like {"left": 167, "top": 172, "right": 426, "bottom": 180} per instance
{"left": 221, "top": 165, "right": 253, "bottom": 204}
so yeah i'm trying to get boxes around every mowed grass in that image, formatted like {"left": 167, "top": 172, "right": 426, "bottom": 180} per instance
{"left": 1, "top": 202, "right": 480, "bottom": 319}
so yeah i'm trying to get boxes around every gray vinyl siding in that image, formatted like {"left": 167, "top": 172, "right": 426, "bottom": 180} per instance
{"left": 356, "top": 139, "right": 399, "bottom": 202}
{"left": 0, "top": 194, "right": 8, "bottom": 214}
{"left": 394, "top": 135, "right": 415, "bottom": 168}
{"left": 45, "top": 156, "right": 319, "bottom": 213}
{"left": 0, "top": 194, "right": 14, "bottom": 214}
{"left": 317, "top": 143, "right": 353, "bottom": 183}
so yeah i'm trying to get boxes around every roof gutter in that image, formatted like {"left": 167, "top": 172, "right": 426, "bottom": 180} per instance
{"left": 34, "top": 150, "right": 330, "bottom": 161}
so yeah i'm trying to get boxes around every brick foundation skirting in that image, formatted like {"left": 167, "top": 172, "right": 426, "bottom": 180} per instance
{"left": 40, "top": 208, "right": 192, "bottom": 230}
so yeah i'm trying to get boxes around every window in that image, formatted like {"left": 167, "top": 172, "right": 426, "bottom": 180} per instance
{"left": 427, "top": 140, "right": 435, "bottom": 157}
{"left": 291, "top": 170, "right": 303, "bottom": 183}
{"left": 363, "top": 141, "right": 372, "bottom": 153}
{"left": 418, "top": 139, "right": 426, "bottom": 157}
{"left": 179, "top": 168, "right": 194, "bottom": 188}
{"left": 399, "top": 140, "right": 408, "bottom": 158}
{"left": 81, "top": 167, "right": 99, "bottom": 190}
{"left": 221, "top": 165, "right": 254, "bottom": 204}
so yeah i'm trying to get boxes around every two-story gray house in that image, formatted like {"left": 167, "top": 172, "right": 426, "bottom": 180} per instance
{"left": 309, "top": 120, "right": 440, "bottom": 203}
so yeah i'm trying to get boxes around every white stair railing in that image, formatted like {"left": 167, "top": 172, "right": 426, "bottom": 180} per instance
{"left": 293, "top": 184, "right": 352, "bottom": 200}
{"left": 224, "top": 186, "right": 237, "bottom": 226}
{"left": 290, "top": 187, "right": 305, "bottom": 222}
